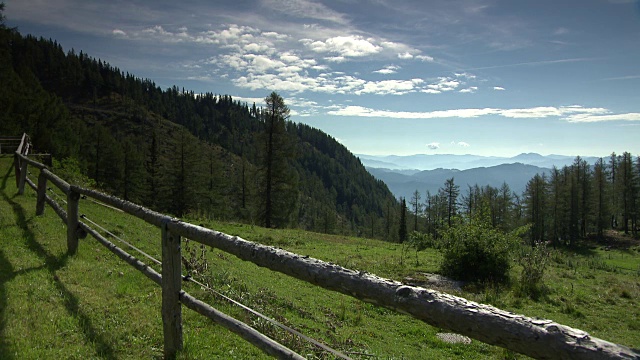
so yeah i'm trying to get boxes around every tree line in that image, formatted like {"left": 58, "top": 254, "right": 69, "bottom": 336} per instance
{"left": 0, "top": 11, "right": 399, "bottom": 238}
{"left": 401, "top": 153, "right": 640, "bottom": 245}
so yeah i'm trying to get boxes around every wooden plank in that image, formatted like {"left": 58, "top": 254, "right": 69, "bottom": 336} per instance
{"left": 169, "top": 220, "right": 639, "bottom": 360}
{"left": 179, "top": 291, "right": 305, "bottom": 360}
{"left": 44, "top": 193, "right": 67, "bottom": 223}
{"left": 26, "top": 177, "right": 36, "bottom": 192}
{"left": 36, "top": 172, "right": 48, "bottom": 215}
{"left": 43, "top": 168, "right": 70, "bottom": 195}
{"left": 17, "top": 160, "right": 28, "bottom": 195}
{"left": 78, "top": 221, "right": 162, "bottom": 286}
{"left": 71, "top": 186, "right": 169, "bottom": 227}
{"left": 67, "top": 189, "right": 80, "bottom": 255}
{"left": 14, "top": 154, "right": 20, "bottom": 188}
{"left": 16, "top": 153, "right": 47, "bottom": 169}
{"left": 161, "top": 221, "right": 183, "bottom": 358}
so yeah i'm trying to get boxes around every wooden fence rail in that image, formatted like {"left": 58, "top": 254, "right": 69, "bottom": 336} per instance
{"left": 10, "top": 133, "right": 640, "bottom": 360}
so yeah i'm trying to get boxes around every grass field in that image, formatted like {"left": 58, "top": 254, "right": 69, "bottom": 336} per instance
{"left": 0, "top": 155, "right": 638, "bottom": 359}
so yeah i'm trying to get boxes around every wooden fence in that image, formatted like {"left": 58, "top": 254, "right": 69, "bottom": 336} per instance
{"left": 10, "top": 133, "right": 640, "bottom": 360}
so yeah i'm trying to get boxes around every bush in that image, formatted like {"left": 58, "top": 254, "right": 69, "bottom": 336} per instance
{"left": 516, "top": 241, "right": 551, "bottom": 299}
{"left": 403, "top": 231, "right": 435, "bottom": 265}
{"left": 440, "top": 219, "right": 518, "bottom": 283}
{"left": 52, "top": 157, "right": 95, "bottom": 188}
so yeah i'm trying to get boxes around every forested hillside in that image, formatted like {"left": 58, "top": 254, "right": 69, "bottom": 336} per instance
{"left": 0, "top": 17, "right": 399, "bottom": 238}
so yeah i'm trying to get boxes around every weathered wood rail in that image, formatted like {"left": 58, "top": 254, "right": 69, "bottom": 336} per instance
{"left": 10, "top": 133, "right": 640, "bottom": 360}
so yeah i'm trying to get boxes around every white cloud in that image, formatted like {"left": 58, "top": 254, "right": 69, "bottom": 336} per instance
{"left": 328, "top": 105, "right": 500, "bottom": 118}
{"left": 356, "top": 79, "right": 424, "bottom": 95}
{"left": 325, "top": 55, "right": 346, "bottom": 62}
{"left": 397, "top": 52, "right": 414, "bottom": 59}
{"left": 426, "top": 77, "right": 460, "bottom": 92}
{"left": 415, "top": 55, "right": 435, "bottom": 62}
{"left": 564, "top": 112, "right": 640, "bottom": 123}
{"left": 244, "top": 43, "right": 272, "bottom": 53}
{"left": 454, "top": 72, "right": 476, "bottom": 79}
{"left": 427, "top": 142, "right": 440, "bottom": 150}
{"left": 457, "top": 142, "right": 470, "bottom": 147}
{"left": 493, "top": 86, "right": 505, "bottom": 90}
{"left": 459, "top": 86, "right": 478, "bottom": 93}
{"left": 262, "top": 31, "right": 289, "bottom": 40}
{"left": 233, "top": 96, "right": 266, "bottom": 106}
{"left": 302, "top": 35, "right": 382, "bottom": 57}
{"left": 373, "top": 65, "right": 400, "bottom": 75}
{"left": 326, "top": 104, "right": 635, "bottom": 123}
{"left": 112, "top": 29, "right": 127, "bottom": 37}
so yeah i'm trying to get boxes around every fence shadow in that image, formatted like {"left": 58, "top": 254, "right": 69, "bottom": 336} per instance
{"left": 0, "top": 162, "right": 117, "bottom": 360}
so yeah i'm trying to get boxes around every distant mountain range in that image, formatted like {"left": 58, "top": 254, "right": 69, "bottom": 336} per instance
{"left": 367, "top": 163, "right": 551, "bottom": 200}
{"left": 358, "top": 153, "right": 601, "bottom": 171}
{"left": 360, "top": 153, "right": 603, "bottom": 200}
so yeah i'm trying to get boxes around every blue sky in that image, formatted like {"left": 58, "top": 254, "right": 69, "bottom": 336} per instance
{"left": 5, "top": 0, "right": 640, "bottom": 157}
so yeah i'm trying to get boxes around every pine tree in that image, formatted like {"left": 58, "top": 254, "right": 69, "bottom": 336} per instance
{"left": 410, "top": 189, "right": 422, "bottom": 232}
{"left": 257, "top": 92, "right": 298, "bottom": 228}
{"left": 524, "top": 173, "right": 547, "bottom": 245}
{"left": 398, "top": 197, "right": 407, "bottom": 243}
{"left": 441, "top": 177, "right": 459, "bottom": 227}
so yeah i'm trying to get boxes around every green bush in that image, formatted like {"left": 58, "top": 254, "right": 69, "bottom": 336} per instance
{"left": 52, "top": 157, "right": 95, "bottom": 188}
{"left": 440, "top": 219, "right": 518, "bottom": 283}
{"left": 516, "top": 241, "right": 551, "bottom": 299}
{"left": 403, "top": 231, "right": 435, "bottom": 265}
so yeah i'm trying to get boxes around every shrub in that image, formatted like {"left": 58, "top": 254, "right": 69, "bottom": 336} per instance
{"left": 52, "top": 157, "right": 95, "bottom": 188}
{"left": 516, "top": 241, "right": 551, "bottom": 299}
{"left": 440, "top": 219, "right": 518, "bottom": 283}
{"left": 404, "top": 231, "right": 435, "bottom": 265}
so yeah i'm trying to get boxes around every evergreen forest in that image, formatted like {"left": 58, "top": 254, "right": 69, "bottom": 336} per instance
{"left": 0, "top": 15, "right": 399, "bottom": 238}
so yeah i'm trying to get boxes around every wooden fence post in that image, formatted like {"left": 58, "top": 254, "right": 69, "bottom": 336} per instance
{"left": 162, "top": 220, "right": 183, "bottom": 359}
{"left": 17, "top": 158, "right": 28, "bottom": 195}
{"left": 67, "top": 189, "right": 80, "bottom": 255}
{"left": 36, "top": 172, "right": 48, "bottom": 215}
{"left": 14, "top": 153, "right": 20, "bottom": 188}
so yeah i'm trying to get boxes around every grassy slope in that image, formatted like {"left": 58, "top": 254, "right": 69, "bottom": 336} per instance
{"left": 0, "top": 155, "right": 638, "bottom": 359}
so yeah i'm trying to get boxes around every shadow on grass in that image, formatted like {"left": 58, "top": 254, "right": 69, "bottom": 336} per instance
{"left": 0, "top": 161, "right": 117, "bottom": 360}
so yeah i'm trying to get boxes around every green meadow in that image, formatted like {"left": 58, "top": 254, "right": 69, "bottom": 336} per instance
{"left": 1, "top": 156, "right": 638, "bottom": 359}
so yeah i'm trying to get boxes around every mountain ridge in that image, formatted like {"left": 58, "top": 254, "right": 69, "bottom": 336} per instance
{"left": 367, "top": 162, "right": 550, "bottom": 200}
{"left": 358, "top": 152, "right": 601, "bottom": 171}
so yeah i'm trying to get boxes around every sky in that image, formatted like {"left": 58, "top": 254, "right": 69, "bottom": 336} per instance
{"left": 5, "top": 0, "right": 640, "bottom": 157}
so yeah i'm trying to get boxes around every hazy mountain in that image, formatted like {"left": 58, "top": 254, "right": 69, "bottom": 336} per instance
{"left": 367, "top": 163, "right": 550, "bottom": 200}
{"left": 358, "top": 153, "right": 600, "bottom": 171}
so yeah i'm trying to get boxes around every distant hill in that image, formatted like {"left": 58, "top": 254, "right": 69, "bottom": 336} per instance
{"left": 367, "top": 163, "right": 550, "bottom": 200}
{"left": 358, "top": 153, "right": 601, "bottom": 171}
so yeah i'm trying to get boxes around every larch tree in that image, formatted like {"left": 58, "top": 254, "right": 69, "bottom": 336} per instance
{"left": 257, "top": 92, "right": 298, "bottom": 228}
{"left": 592, "top": 158, "right": 608, "bottom": 239}
{"left": 399, "top": 197, "right": 408, "bottom": 243}
{"left": 410, "top": 189, "right": 422, "bottom": 232}
{"left": 524, "top": 173, "right": 547, "bottom": 245}
{"left": 442, "top": 177, "right": 460, "bottom": 227}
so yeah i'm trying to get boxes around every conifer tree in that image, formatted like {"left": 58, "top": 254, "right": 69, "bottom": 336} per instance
{"left": 257, "top": 92, "right": 298, "bottom": 228}
{"left": 399, "top": 197, "right": 407, "bottom": 243}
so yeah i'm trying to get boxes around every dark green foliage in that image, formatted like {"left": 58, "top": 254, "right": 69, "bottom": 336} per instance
{"left": 256, "top": 92, "right": 298, "bottom": 228}
{"left": 440, "top": 217, "right": 518, "bottom": 283}
{"left": 398, "top": 198, "right": 407, "bottom": 243}
{"left": 0, "top": 25, "right": 397, "bottom": 236}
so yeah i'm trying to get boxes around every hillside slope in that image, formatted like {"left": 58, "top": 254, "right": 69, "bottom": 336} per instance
{"left": 0, "top": 27, "right": 398, "bottom": 239}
